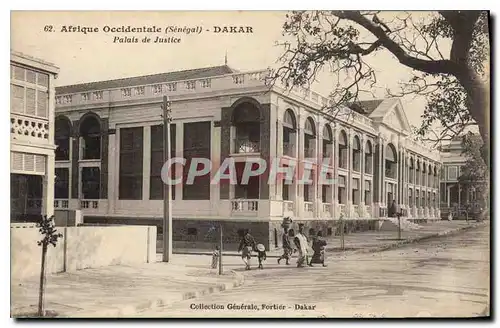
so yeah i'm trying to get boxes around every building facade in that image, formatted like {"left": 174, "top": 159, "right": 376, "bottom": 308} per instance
{"left": 53, "top": 65, "right": 441, "bottom": 249}
{"left": 439, "top": 137, "right": 483, "bottom": 219}
{"left": 10, "top": 51, "right": 60, "bottom": 222}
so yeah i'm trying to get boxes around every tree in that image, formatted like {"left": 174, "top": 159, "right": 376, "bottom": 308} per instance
{"left": 36, "top": 215, "right": 63, "bottom": 317}
{"left": 273, "top": 11, "right": 490, "bottom": 164}
{"left": 458, "top": 133, "right": 489, "bottom": 220}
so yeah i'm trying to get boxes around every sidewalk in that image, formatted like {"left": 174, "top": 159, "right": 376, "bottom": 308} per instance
{"left": 173, "top": 220, "right": 488, "bottom": 257}
{"left": 11, "top": 259, "right": 244, "bottom": 318}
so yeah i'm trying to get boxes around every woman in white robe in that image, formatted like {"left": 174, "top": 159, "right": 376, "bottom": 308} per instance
{"left": 293, "top": 224, "right": 309, "bottom": 268}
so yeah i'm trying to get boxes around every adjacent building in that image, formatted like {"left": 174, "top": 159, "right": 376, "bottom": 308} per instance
{"left": 10, "top": 51, "right": 60, "bottom": 222}
{"left": 439, "top": 136, "right": 484, "bottom": 218}
{"left": 53, "top": 65, "right": 441, "bottom": 249}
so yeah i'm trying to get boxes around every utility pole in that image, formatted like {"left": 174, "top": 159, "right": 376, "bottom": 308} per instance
{"left": 162, "top": 96, "right": 173, "bottom": 262}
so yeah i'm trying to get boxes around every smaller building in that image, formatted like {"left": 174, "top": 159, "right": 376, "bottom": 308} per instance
{"left": 439, "top": 136, "right": 482, "bottom": 219}
{"left": 10, "top": 51, "right": 60, "bottom": 222}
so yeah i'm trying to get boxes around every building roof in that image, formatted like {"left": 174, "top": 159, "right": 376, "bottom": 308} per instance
{"left": 11, "top": 50, "right": 60, "bottom": 74}
{"left": 348, "top": 99, "right": 384, "bottom": 116}
{"left": 56, "top": 65, "right": 238, "bottom": 94}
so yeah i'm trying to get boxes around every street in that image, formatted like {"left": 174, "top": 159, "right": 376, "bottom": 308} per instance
{"left": 139, "top": 225, "right": 490, "bottom": 318}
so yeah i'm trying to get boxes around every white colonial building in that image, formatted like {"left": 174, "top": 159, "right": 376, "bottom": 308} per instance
{"left": 53, "top": 65, "right": 441, "bottom": 249}
{"left": 439, "top": 136, "right": 485, "bottom": 219}
{"left": 10, "top": 51, "right": 60, "bottom": 222}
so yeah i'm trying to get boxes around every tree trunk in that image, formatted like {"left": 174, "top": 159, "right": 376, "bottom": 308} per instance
{"left": 462, "top": 73, "right": 490, "bottom": 165}
{"left": 38, "top": 243, "right": 47, "bottom": 317}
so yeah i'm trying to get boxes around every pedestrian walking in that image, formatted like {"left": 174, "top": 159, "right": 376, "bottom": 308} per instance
{"left": 293, "top": 223, "right": 309, "bottom": 268}
{"left": 309, "top": 231, "right": 327, "bottom": 267}
{"left": 238, "top": 229, "right": 256, "bottom": 270}
{"left": 277, "top": 226, "right": 293, "bottom": 265}
{"left": 256, "top": 243, "right": 267, "bottom": 269}
{"left": 211, "top": 246, "right": 220, "bottom": 269}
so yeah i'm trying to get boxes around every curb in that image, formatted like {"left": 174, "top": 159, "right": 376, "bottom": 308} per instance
{"left": 172, "top": 251, "right": 283, "bottom": 258}
{"left": 353, "top": 221, "right": 488, "bottom": 255}
{"left": 57, "top": 270, "right": 245, "bottom": 318}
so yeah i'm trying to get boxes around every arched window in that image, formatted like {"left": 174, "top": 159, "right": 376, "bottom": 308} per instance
{"left": 428, "top": 164, "right": 432, "bottom": 188}
{"left": 385, "top": 143, "right": 397, "bottom": 179}
{"left": 283, "top": 109, "right": 296, "bottom": 129}
{"left": 365, "top": 140, "right": 373, "bottom": 174}
{"left": 55, "top": 116, "right": 72, "bottom": 161}
{"left": 232, "top": 102, "right": 261, "bottom": 153}
{"left": 338, "top": 130, "right": 348, "bottom": 169}
{"left": 416, "top": 160, "right": 421, "bottom": 185}
{"left": 304, "top": 117, "right": 316, "bottom": 158}
{"left": 352, "top": 135, "right": 361, "bottom": 172}
{"left": 282, "top": 109, "right": 297, "bottom": 157}
{"left": 79, "top": 115, "right": 101, "bottom": 160}
{"left": 322, "top": 124, "right": 333, "bottom": 159}
{"left": 409, "top": 158, "right": 415, "bottom": 184}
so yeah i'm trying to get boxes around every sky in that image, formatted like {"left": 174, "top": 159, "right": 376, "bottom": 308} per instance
{"left": 11, "top": 11, "right": 439, "bottom": 128}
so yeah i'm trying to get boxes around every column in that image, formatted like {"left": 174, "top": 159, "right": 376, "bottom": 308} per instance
{"left": 113, "top": 128, "right": 120, "bottom": 207}
{"left": 359, "top": 134, "right": 366, "bottom": 218}
{"left": 437, "top": 165, "right": 441, "bottom": 217}
{"left": 380, "top": 138, "right": 386, "bottom": 213}
{"left": 414, "top": 157, "right": 417, "bottom": 216}
{"left": 346, "top": 129, "right": 353, "bottom": 217}
{"left": 268, "top": 105, "right": 278, "bottom": 201}
{"left": 277, "top": 118, "right": 284, "bottom": 157}
{"left": 396, "top": 147, "right": 400, "bottom": 206}
{"left": 276, "top": 118, "right": 283, "bottom": 201}
{"left": 296, "top": 114, "right": 304, "bottom": 218}
{"left": 373, "top": 137, "right": 381, "bottom": 217}
{"left": 211, "top": 122, "right": 221, "bottom": 215}
{"left": 43, "top": 153, "right": 55, "bottom": 218}
{"left": 175, "top": 123, "right": 183, "bottom": 201}
{"left": 107, "top": 129, "right": 116, "bottom": 214}
{"left": 402, "top": 149, "right": 406, "bottom": 212}
{"left": 315, "top": 121, "right": 323, "bottom": 218}
{"left": 142, "top": 125, "right": 151, "bottom": 200}
{"left": 332, "top": 124, "right": 338, "bottom": 219}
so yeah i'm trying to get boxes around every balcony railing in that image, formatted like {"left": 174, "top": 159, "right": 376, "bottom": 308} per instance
{"left": 233, "top": 139, "right": 260, "bottom": 154}
{"left": 231, "top": 200, "right": 259, "bottom": 212}
{"left": 365, "top": 205, "right": 372, "bottom": 218}
{"left": 339, "top": 204, "right": 346, "bottom": 215}
{"left": 54, "top": 199, "right": 69, "bottom": 209}
{"left": 322, "top": 203, "right": 331, "bottom": 213}
{"left": 304, "top": 202, "right": 314, "bottom": 213}
{"left": 10, "top": 114, "right": 50, "bottom": 143}
{"left": 353, "top": 204, "right": 360, "bottom": 217}
{"left": 283, "top": 142, "right": 296, "bottom": 157}
{"left": 283, "top": 200, "right": 294, "bottom": 213}
{"left": 81, "top": 200, "right": 99, "bottom": 209}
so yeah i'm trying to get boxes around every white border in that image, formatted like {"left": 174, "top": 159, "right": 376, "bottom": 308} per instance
{"left": 3, "top": 3, "right": 497, "bottom": 328}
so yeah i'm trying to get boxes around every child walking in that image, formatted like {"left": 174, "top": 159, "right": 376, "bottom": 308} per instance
{"left": 256, "top": 244, "right": 267, "bottom": 269}
{"left": 211, "top": 246, "right": 220, "bottom": 269}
